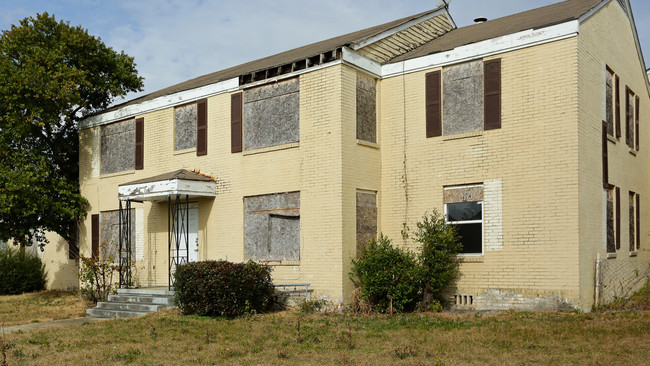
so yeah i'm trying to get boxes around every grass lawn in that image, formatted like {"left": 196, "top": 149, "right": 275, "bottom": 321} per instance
{"left": 1, "top": 309, "right": 649, "bottom": 365}
{"left": 0, "top": 291, "right": 87, "bottom": 327}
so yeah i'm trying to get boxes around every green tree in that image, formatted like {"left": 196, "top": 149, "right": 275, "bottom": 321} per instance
{"left": 412, "top": 210, "right": 462, "bottom": 308}
{"left": 0, "top": 13, "right": 143, "bottom": 246}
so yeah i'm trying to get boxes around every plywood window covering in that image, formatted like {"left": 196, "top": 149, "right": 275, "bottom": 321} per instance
{"left": 484, "top": 59, "right": 501, "bottom": 130}
{"left": 605, "top": 67, "right": 614, "bottom": 136}
{"left": 616, "top": 187, "right": 621, "bottom": 250}
{"left": 91, "top": 214, "right": 99, "bottom": 259}
{"left": 602, "top": 121, "right": 608, "bottom": 188}
{"left": 625, "top": 87, "right": 634, "bottom": 148}
{"left": 197, "top": 98, "right": 207, "bottom": 156}
{"left": 615, "top": 76, "right": 621, "bottom": 138}
{"left": 231, "top": 93, "right": 243, "bottom": 153}
{"left": 425, "top": 70, "right": 441, "bottom": 138}
{"left": 135, "top": 118, "right": 144, "bottom": 170}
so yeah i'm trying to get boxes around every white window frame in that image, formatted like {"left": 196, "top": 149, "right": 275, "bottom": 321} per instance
{"left": 444, "top": 184, "right": 484, "bottom": 257}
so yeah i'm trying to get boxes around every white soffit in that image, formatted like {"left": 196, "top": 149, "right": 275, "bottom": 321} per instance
{"left": 118, "top": 179, "right": 216, "bottom": 202}
{"left": 381, "top": 20, "right": 580, "bottom": 78}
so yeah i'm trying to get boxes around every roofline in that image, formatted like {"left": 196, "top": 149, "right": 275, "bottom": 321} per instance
{"left": 350, "top": 7, "right": 453, "bottom": 50}
{"left": 81, "top": 19, "right": 583, "bottom": 130}
{"left": 381, "top": 20, "right": 579, "bottom": 78}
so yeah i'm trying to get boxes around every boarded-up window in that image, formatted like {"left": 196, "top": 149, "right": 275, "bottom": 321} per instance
{"left": 606, "top": 187, "right": 615, "bottom": 253}
{"left": 605, "top": 67, "right": 614, "bottom": 136}
{"left": 244, "top": 192, "right": 300, "bottom": 262}
{"left": 244, "top": 78, "right": 299, "bottom": 150}
{"left": 99, "top": 210, "right": 135, "bottom": 262}
{"left": 444, "top": 185, "right": 484, "bottom": 255}
{"left": 626, "top": 87, "right": 635, "bottom": 148}
{"left": 101, "top": 119, "right": 135, "bottom": 175}
{"left": 175, "top": 103, "right": 197, "bottom": 151}
{"left": 356, "top": 191, "right": 377, "bottom": 256}
{"left": 443, "top": 61, "right": 484, "bottom": 135}
{"left": 356, "top": 74, "right": 377, "bottom": 142}
{"left": 629, "top": 191, "right": 636, "bottom": 252}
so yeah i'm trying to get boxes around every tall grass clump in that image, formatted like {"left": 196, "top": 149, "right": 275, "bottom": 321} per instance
{"left": 0, "top": 246, "right": 47, "bottom": 295}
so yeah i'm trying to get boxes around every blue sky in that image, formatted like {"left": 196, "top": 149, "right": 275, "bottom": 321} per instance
{"left": 1, "top": 0, "right": 649, "bottom": 103}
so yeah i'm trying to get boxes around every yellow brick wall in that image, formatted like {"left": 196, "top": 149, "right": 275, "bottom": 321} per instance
{"left": 79, "top": 65, "right": 355, "bottom": 302}
{"left": 379, "top": 37, "right": 582, "bottom": 308}
{"left": 577, "top": 1, "right": 650, "bottom": 309}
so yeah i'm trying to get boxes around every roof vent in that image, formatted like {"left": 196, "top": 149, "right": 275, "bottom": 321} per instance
{"left": 474, "top": 16, "right": 488, "bottom": 23}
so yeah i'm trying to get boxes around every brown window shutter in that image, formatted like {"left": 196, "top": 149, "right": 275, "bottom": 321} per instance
{"left": 615, "top": 76, "right": 621, "bottom": 138}
{"left": 625, "top": 88, "right": 631, "bottom": 146}
{"left": 616, "top": 187, "right": 621, "bottom": 250}
{"left": 231, "top": 93, "right": 243, "bottom": 153}
{"left": 91, "top": 214, "right": 99, "bottom": 259}
{"left": 425, "top": 70, "right": 441, "bottom": 138}
{"left": 602, "top": 121, "right": 608, "bottom": 188}
{"left": 135, "top": 118, "right": 144, "bottom": 170}
{"left": 635, "top": 95, "right": 640, "bottom": 150}
{"left": 484, "top": 59, "right": 502, "bottom": 130}
{"left": 197, "top": 98, "right": 208, "bottom": 156}
{"left": 636, "top": 193, "right": 641, "bottom": 250}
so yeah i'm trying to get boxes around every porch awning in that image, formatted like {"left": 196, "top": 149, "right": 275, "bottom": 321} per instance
{"left": 118, "top": 169, "right": 216, "bottom": 202}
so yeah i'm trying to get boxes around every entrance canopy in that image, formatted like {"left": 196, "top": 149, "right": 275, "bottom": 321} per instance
{"left": 118, "top": 169, "right": 216, "bottom": 202}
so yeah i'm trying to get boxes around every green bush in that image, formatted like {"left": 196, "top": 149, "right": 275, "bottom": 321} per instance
{"left": 350, "top": 235, "right": 423, "bottom": 313}
{"left": 173, "top": 260, "right": 275, "bottom": 317}
{"left": 412, "top": 210, "right": 462, "bottom": 307}
{"left": 350, "top": 211, "right": 461, "bottom": 313}
{"left": 0, "top": 246, "right": 47, "bottom": 295}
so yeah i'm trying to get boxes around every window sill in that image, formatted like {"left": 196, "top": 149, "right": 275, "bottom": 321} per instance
{"left": 258, "top": 260, "right": 300, "bottom": 266}
{"left": 629, "top": 148, "right": 637, "bottom": 156}
{"left": 357, "top": 139, "right": 379, "bottom": 149}
{"left": 457, "top": 255, "right": 484, "bottom": 263}
{"left": 606, "top": 253, "right": 617, "bottom": 259}
{"left": 607, "top": 135, "right": 617, "bottom": 143}
{"left": 443, "top": 131, "right": 483, "bottom": 141}
{"left": 243, "top": 142, "right": 299, "bottom": 156}
{"left": 100, "top": 170, "right": 136, "bottom": 179}
{"left": 174, "top": 147, "right": 196, "bottom": 156}
{"left": 629, "top": 251, "right": 638, "bottom": 257}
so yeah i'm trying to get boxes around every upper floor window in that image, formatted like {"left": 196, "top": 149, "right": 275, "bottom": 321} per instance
{"left": 426, "top": 59, "right": 501, "bottom": 138}
{"left": 356, "top": 73, "right": 377, "bottom": 143}
{"left": 100, "top": 118, "right": 143, "bottom": 174}
{"left": 174, "top": 99, "right": 207, "bottom": 156}
{"left": 605, "top": 67, "right": 620, "bottom": 137}
{"left": 241, "top": 78, "right": 299, "bottom": 151}
{"left": 625, "top": 87, "right": 639, "bottom": 151}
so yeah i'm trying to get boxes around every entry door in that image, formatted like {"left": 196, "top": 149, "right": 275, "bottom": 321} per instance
{"left": 174, "top": 206, "right": 199, "bottom": 263}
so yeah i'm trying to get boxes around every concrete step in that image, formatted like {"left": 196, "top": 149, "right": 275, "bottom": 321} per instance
{"left": 96, "top": 302, "right": 169, "bottom": 312}
{"left": 86, "top": 308, "right": 150, "bottom": 319}
{"left": 117, "top": 288, "right": 174, "bottom": 296}
{"left": 108, "top": 294, "right": 175, "bottom": 306}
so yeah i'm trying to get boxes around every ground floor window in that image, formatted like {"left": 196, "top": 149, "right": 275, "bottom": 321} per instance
{"left": 444, "top": 185, "right": 483, "bottom": 255}
{"left": 244, "top": 191, "right": 300, "bottom": 262}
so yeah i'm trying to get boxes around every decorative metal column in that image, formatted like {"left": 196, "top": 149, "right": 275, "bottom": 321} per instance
{"left": 168, "top": 194, "right": 190, "bottom": 289}
{"left": 118, "top": 199, "right": 132, "bottom": 288}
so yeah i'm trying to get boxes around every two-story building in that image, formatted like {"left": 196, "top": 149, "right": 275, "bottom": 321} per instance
{"left": 78, "top": 0, "right": 649, "bottom": 311}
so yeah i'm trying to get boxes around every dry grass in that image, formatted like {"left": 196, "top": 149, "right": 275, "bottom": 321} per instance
{"left": 0, "top": 309, "right": 649, "bottom": 365}
{"left": 0, "top": 291, "right": 87, "bottom": 327}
